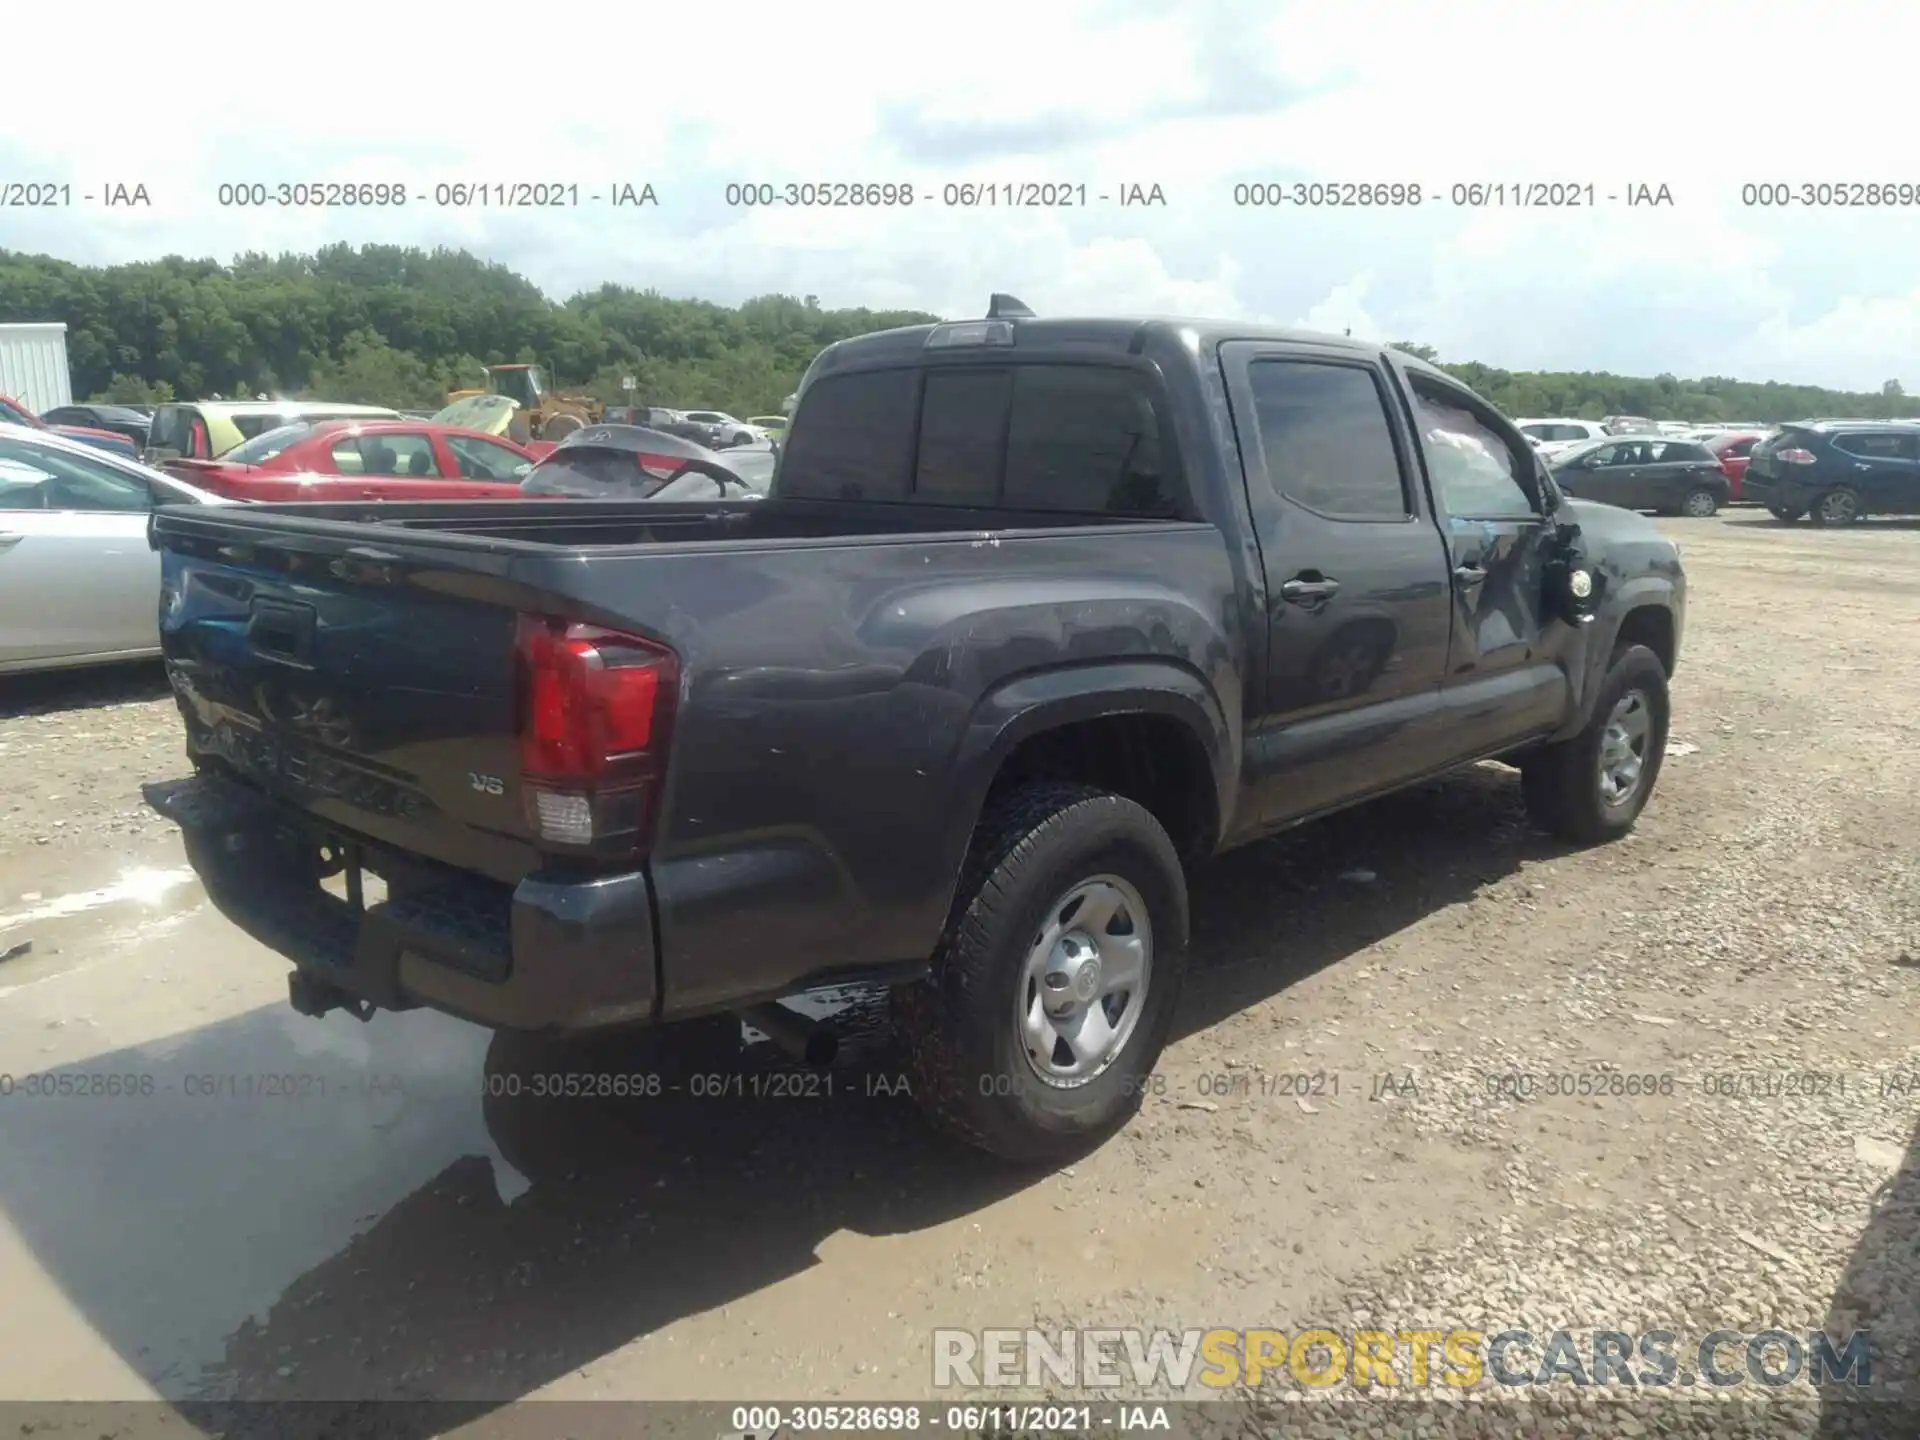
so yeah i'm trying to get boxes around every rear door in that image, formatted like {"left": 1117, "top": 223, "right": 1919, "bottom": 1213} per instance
{"left": 1219, "top": 342, "right": 1456, "bottom": 823}
{"left": 319, "top": 429, "right": 507, "bottom": 497}
{"left": 1642, "top": 440, "right": 1710, "bottom": 509}
{"left": 1397, "top": 367, "right": 1571, "bottom": 757}
{"left": 0, "top": 437, "right": 160, "bottom": 664}
{"left": 1831, "top": 431, "right": 1920, "bottom": 513}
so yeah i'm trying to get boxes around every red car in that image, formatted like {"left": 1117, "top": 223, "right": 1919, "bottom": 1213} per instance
{"left": 0, "top": 393, "right": 141, "bottom": 460}
{"left": 161, "top": 418, "right": 541, "bottom": 501}
{"left": 1701, "top": 431, "right": 1767, "bottom": 501}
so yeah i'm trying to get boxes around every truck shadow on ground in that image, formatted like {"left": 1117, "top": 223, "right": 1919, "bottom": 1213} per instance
{"left": 0, "top": 660, "right": 170, "bottom": 718}
{"left": 1816, "top": 1112, "right": 1920, "bottom": 1438}
{"left": 2, "top": 762, "right": 1561, "bottom": 1439}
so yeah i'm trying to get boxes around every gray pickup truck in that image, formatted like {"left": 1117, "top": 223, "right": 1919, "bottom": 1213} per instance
{"left": 145, "top": 296, "right": 1686, "bottom": 1162}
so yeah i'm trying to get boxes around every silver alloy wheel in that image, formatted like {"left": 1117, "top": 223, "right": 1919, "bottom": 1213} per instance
{"left": 1682, "top": 488, "right": 1717, "bottom": 517}
{"left": 1016, "top": 875, "right": 1153, "bottom": 1088}
{"left": 1817, "top": 488, "right": 1857, "bottom": 523}
{"left": 1598, "top": 689, "right": 1652, "bottom": 807}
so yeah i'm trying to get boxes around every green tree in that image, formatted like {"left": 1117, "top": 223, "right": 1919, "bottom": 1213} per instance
{"left": 5, "top": 243, "right": 1918, "bottom": 425}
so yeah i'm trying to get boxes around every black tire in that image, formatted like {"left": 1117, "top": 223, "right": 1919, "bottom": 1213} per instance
{"left": 542, "top": 414, "right": 584, "bottom": 442}
{"left": 892, "top": 783, "right": 1189, "bottom": 1163}
{"left": 1807, "top": 486, "right": 1860, "bottom": 527}
{"left": 1680, "top": 487, "right": 1719, "bottom": 518}
{"left": 1767, "top": 504, "right": 1803, "bottom": 523}
{"left": 1520, "top": 643, "right": 1670, "bottom": 845}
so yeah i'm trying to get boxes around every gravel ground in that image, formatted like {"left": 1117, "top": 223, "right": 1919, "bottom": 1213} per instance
{"left": 2, "top": 511, "right": 1917, "bottom": 1440}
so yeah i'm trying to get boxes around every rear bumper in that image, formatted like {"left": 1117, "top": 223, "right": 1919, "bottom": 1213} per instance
{"left": 1740, "top": 472, "right": 1817, "bottom": 508}
{"left": 145, "top": 772, "right": 659, "bottom": 1033}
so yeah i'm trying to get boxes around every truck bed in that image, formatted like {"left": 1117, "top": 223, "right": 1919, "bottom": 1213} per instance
{"left": 149, "top": 495, "right": 1239, "bottom": 1026}
{"left": 157, "top": 495, "right": 1165, "bottom": 552}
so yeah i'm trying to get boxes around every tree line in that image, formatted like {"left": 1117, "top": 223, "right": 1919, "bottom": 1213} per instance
{"left": 0, "top": 244, "right": 1912, "bottom": 424}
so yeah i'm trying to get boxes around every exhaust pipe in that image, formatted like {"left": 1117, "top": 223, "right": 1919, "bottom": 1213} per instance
{"left": 738, "top": 1001, "right": 838, "bottom": 1068}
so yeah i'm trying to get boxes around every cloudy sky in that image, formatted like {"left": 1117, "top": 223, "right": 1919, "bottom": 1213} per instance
{"left": 5, "top": 0, "right": 1917, "bottom": 391}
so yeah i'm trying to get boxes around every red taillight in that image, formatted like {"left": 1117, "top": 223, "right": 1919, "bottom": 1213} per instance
{"left": 515, "top": 616, "right": 678, "bottom": 851}
{"left": 1777, "top": 447, "right": 1816, "bottom": 465}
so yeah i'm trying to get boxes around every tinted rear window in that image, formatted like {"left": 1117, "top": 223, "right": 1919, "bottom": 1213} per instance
{"left": 779, "top": 363, "right": 1179, "bottom": 516}
{"left": 1004, "top": 366, "right": 1176, "bottom": 516}
{"left": 1654, "top": 441, "right": 1715, "bottom": 462}
{"left": 778, "top": 369, "right": 918, "bottom": 501}
{"left": 916, "top": 370, "right": 1011, "bottom": 504}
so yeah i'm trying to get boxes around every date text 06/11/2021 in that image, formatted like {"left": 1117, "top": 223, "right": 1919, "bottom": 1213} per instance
{"left": 1228, "top": 181, "right": 1676, "bottom": 208}
{"left": 722, "top": 183, "right": 1168, "bottom": 208}
{"left": 723, "top": 1402, "right": 1173, "bottom": 1435}
{"left": 209, "top": 182, "right": 659, "bottom": 209}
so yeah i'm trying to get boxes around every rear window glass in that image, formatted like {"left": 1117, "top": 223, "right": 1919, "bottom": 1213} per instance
{"left": 231, "top": 413, "right": 298, "bottom": 441}
{"left": 916, "top": 370, "right": 1011, "bottom": 504}
{"left": 225, "top": 422, "right": 312, "bottom": 465}
{"left": 779, "top": 369, "right": 918, "bottom": 501}
{"left": 522, "top": 446, "right": 668, "bottom": 498}
{"left": 779, "top": 363, "right": 1180, "bottom": 516}
{"left": 1004, "top": 366, "right": 1177, "bottom": 516}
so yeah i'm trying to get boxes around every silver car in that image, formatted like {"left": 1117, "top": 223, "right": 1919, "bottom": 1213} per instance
{"left": 0, "top": 423, "right": 230, "bottom": 674}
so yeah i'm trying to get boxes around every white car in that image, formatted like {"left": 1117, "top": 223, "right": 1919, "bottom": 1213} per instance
{"left": 0, "top": 423, "right": 230, "bottom": 674}
{"left": 680, "top": 410, "right": 765, "bottom": 447}
{"left": 1514, "top": 418, "right": 1614, "bottom": 459}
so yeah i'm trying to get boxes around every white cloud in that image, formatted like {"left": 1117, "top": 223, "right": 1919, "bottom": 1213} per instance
{"left": 4, "top": 0, "right": 1918, "bottom": 391}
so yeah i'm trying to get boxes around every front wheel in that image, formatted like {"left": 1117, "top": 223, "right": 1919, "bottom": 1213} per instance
{"left": 1520, "top": 644, "right": 1670, "bottom": 845}
{"left": 893, "top": 783, "right": 1189, "bottom": 1163}
{"left": 1807, "top": 486, "right": 1860, "bottom": 527}
{"left": 1680, "top": 486, "right": 1719, "bottom": 518}
{"left": 542, "top": 414, "right": 584, "bottom": 442}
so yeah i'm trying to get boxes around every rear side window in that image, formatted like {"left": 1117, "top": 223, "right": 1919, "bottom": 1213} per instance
{"left": 779, "top": 369, "right": 918, "bottom": 500}
{"left": 1833, "top": 432, "right": 1919, "bottom": 460}
{"left": 1246, "top": 360, "right": 1409, "bottom": 519}
{"left": 332, "top": 432, "right": 440, "bottom": 476}
{"left": 1651, "top": 441, "right": 1714, "bottom": 462}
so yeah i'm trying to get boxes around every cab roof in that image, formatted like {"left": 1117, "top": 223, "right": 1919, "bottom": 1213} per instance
{"left": 804, "top": 294, "right": 1448, "bottom": 383}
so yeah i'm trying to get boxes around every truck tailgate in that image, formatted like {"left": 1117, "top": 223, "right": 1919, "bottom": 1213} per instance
{"left": 156, "top": 511, "right": 541, "bottom": 883}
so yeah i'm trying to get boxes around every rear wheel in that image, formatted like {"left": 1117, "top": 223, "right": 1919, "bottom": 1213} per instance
{"left": 892, "top": 783, "right": 1189, "bottom": 1163}
{"left": 1520, "top": 644, "right": 1670, "bottom": 845}
{"left": 1766, "top": 504, "right": 1803, "bottom": 523}
{"left": 1680, "top": 487, "right": 1719, "bottom": 518}
{"left": 1807, "top": 486, "right": 1860, "bottom": 527}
